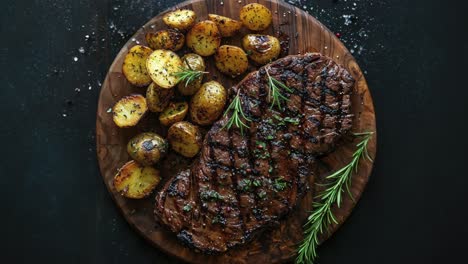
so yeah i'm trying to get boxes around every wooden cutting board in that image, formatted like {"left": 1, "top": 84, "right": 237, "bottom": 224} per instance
{"left": 96, "top": 0, "right": 377, "bottom": 263}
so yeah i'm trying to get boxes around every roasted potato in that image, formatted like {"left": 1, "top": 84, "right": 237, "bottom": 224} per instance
{"left": 186, "top": 20, "right": 221, "bottom": 56}
{"left": 177, "top": 53, "right": 206, "bottom": 96}
{"left": 159, "top": 102, "right": 189, "bottom": 126}
{"left": 240, "top": 3, "right": 272, "bottom": 31}
{"left": 112, "top": 94, "right": 147, "bottom": 128}
{"left": 163, "top": 9, "right": 197, "bottom": 31}
{"left": 113, "top": 160, "right": 161, "bottom": 199}
{"left": 122, "top": 45, "right": 153, "bottom": 86}
{"left": 127, "top": 132, "right": 168, "bottom": 165}
{"left": 190, "top": 81, "right": 227, "bottom": 125}
{"left": 208, "top": 14, "right": 243, "bottom": 37}
{"left": 168, "top": 121, "right": 202, "bottom": 158}
{"left": 214, "top": 45, "right": 248, "bottom": 77}
{"left": 242, "top": 34, "right": 281, "bottom": 65}
{"left": 146, "top": 49, "right": 183, "bottom": 89}
{"left": 145, "top": 30, "right": 185, "bottom": 51}
{"left": 146, "top": 82, "right": 174, "bottom": 112}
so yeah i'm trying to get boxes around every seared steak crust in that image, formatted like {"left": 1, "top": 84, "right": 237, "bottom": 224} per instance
{"left": 155, "top": 53, "right": 355, "bottom": 253}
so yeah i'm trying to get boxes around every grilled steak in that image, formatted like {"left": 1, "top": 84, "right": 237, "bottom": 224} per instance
{"left": 154, "top": 53, "right": 355, "bottom": 253}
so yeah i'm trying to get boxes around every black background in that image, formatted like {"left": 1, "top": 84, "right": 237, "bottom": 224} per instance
{"left": 1, "top": 0, "right": 468, "bottom": 263}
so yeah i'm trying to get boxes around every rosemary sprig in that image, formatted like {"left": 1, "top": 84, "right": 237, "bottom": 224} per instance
{"left": 296, "top": 131, "right": 374, "bottom": 264}
{"left": 222, "top": 90, "right": 251, "bottom": 134}
{"left": 265, "top": 68, "right": 293, "bottom": 109}
{"left": 172, "top": 59, "right": 208, "bottom": 87}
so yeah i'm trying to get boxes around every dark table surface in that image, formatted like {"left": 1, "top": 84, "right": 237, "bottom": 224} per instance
{"left": 1, "top": 0, "right": 467, "bottom": 263}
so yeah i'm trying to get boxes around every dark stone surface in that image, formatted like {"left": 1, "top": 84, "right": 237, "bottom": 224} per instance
{"left": 0, "top": 0, "right": 467, "bottom": 263}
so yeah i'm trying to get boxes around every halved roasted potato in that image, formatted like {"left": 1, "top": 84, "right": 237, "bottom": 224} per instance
{"left": 214, "top": 45, "right": 248, "bottom": 77}
{"left": 159, "top": 102, "right": 189, "bottom": 126}
{"left": 127, "top": 132, "right": 168, "bottom": 165}
{"left": 146, "top": 82, "right": 174, "bottom": 112}
{"left": 240, "top": 3, "right": 272, "bottom": 31}
{"left": 163, "top": 9, "right": 197, "bottom": 31}
{"left": 242, "top": 34, "right": 280, "bottom": 65}
{"left": 112, "top": 94, "right": 147, "bottom": 127}
{"left": 145, "top": 30, "right": 185, "bottom": 51}
{"left": 190, "top": 81, "right": 227, "bottom": 125}
{"left": 168, "top": 121, "right": 203, "bottom": 158}
{"left": 208, "top": 14, "right": 243, "bottom": 37}
{"left": 113, "top": 160, "right": 161, "bottom": 199}
{"left": 186, "top": 20, "right": 221, "bottom": 56}
{"left": 177, "top": 53, "right": 206, "bottom": 96}
{"left": 122, "top": 45, "right": 153, "bottom": 86}
{"left": 146, "top": 49, "right": 183, "bottom": 89}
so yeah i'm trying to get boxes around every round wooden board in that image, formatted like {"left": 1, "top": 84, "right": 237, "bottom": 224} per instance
{"left": 96, "top": 0, "right": 377, "bottom": 263}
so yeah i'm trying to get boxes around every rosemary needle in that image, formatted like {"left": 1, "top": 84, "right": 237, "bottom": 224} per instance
{"left": 172, "top": 63, "right": 207, "bottom": 87}
{"left": 296, "top": 131, "right": 374, "bottom": 264}
{"left": 265, "top": 68, "right": 293, "bottom": 109}
{"left": 222, "top": 90, "right": 251, "bottom": 134}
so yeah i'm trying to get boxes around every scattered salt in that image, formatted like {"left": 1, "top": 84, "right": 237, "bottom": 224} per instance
{"left": 73, "top": 57, "right": 78, "bottom": 62}
{"left": 78, "top": 47, "right": 85, "bottom": 54}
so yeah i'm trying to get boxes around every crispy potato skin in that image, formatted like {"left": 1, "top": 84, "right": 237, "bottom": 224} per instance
{"left": 168, "top": 121, "right": 202, "bottom": 158}
{"left": 163, "top": 9, "right": 197, "bottom": 31}
{"left": 127, "top": 132, "right": 168, "bottom": 166}
{"left": 242, "top": 34, "right": 281, "bottom": 65}
{"left": 146, "top": 49, "right": 183, "bottom": 89}
{"left": 112, "top": 94, "right": 148, "bottom": 128}
{"left": 145, "top": 30, "right": 185, "bottom": 51}
{"left": 208, "top": 14, "right": 243, "bottom": 37}
{"left": 214, "top": 45, "right": 248, "bottom": 77}
{"left": 159, "top": 102, "right": 189, "bottom": 126}
{"left": 146, "top": 83, "right": 174, "bottom": 112}
{"left": 113, "top": 160, "right": 161, "bottom": 199}
{"left": 239, "top": 3, "right": 272, "bottom": 31}
{"left": 122, "top": 45, "right": 153, "bottom": 86}
{"left": 177, "top": 53, "right": 206, "bottom": 96}
{"left": 186, "top": 20, "right": 221, "bottom": 56}
{"left": 190, "top": 81, "right": 227, "bottom": 125}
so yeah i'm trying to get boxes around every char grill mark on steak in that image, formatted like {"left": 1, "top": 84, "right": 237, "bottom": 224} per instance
{"left": 155, "top": 53, "right": 355, "bottom": 253}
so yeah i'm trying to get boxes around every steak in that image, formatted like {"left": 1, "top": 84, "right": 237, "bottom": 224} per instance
{"left": 154, "top": 53, "right": 355, "bottom": 253}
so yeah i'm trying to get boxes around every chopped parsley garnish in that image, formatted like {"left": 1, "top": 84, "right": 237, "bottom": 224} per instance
{"left": 183, "top": 204, "right": 192, "bottom": 212}
{"left": 200, "top": 189, "right": 223, "bottom": 201}
{"left": 273, "top": 177, "right": 288, "bottom": 192}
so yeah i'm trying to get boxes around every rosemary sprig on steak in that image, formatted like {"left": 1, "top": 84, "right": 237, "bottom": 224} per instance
{"left": 265, "top": 68, "right": 293, "bottom": 109}
{"left": 296, "top": 131, "right": 374, "bottom": 264}
{"left": 222, "top": 90, "right": 251, "bottom": 134}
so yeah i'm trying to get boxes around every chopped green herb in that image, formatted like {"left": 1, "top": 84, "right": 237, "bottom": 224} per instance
{"left": 183, "top": 204, "right": 192, "bottom": 212}
{"left": 200, "top": 189, "right": 223, "bottom": 201}
{"left": 273, "top": 177, "right": 288, "bottom": 191}
{"left": 253, "top": 179, "right": 262, "bottom": 187}
{"left": 258, "top": 190, "right": 267, "bottom": 199}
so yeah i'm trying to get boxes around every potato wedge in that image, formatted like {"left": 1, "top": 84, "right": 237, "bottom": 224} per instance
{"left": 122, "top": 45, "right": 153, "bottom": 86}
{"left": 146, "top": 49, "right": 183, "bottom": 89}
{"left": 186, "top": 20, "right": 221, "bottom": 56}
{"left": 242, "top": 34, "right": 280, "bottom": 65}
{"left": 208, "top": 14, "right": 243, "bottom": 37}
{"left": 159, "top": 102, "right": 189, "bottom": 126}
{"left": 214, "top": 45, "right": 248, "bottom": 77}
{"left": 190, "top": 81, "right": 227, "bottom": 125}
{"left": 113, "top": 160, "right": 161, "bottom": 199}
{"left": 145, "top": 30, "right": 185, "bottom": 51}
{"left": 163, "top": 9, "right": 196, "bottom": 31}
{"left": 168, "top": 121, "right": 202, "bottom": 158}
{"left": 127, "top": 132, "right": 168, "bottom": 166}
{"left": 240, "top": 3, "right": 272, "bottom": 31}
{"left": 112, "top": 94, "right": 147, "bottom": 128}
{"left": 146, "top": 82, "right": 174, "bottom": 112}
{"left": 177, "top": 53, "right": 206, "bottom": 96}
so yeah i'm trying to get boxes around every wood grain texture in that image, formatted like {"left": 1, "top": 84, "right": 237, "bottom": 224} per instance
{"left": 96, "top": 0, "right": 377, "bottom": 263}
